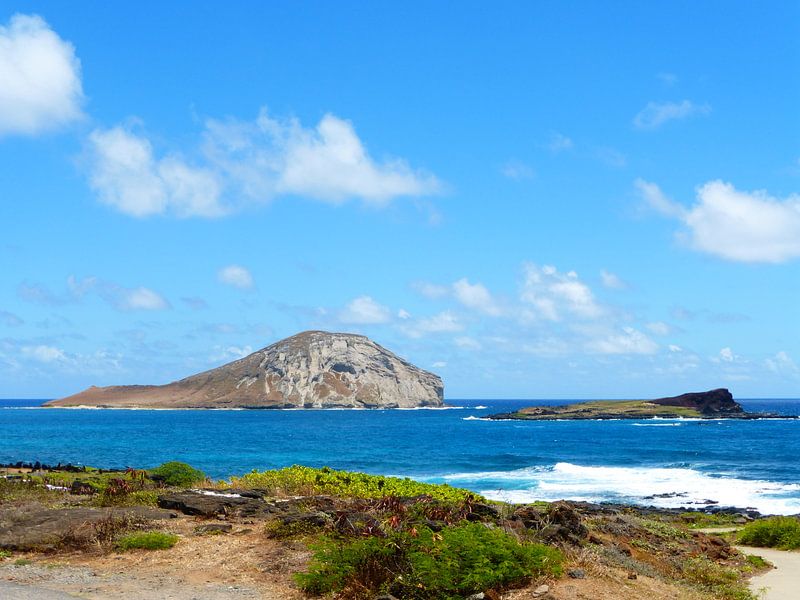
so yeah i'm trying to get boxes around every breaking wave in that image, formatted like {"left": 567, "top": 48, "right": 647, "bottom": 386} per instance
{"left": 438, "top": 462, "right": 800, "bottom": 515}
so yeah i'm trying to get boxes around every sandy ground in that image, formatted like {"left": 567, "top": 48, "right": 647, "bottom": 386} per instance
{"left": 736, "top": 546, "right": 800, "bottom": 600}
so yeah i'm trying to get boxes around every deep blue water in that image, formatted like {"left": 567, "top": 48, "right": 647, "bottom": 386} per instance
{"left": 2, "top": 398, "right": 799, "bottom": 514}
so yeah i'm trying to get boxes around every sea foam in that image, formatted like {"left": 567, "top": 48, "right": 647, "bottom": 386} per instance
{"left": 440, "top": 462, "right": 800, "bottom": 515}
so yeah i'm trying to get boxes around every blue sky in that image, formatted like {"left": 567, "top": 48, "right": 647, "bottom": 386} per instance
{"left": 1, "top": 2, "right": 799, "bottom": 399}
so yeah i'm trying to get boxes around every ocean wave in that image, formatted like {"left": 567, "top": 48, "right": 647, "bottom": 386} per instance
{"left": 461, "top": 415, "right": 490, "bottom": 421}
{"left": 438, "top": 462, "right": 800, "bottom": 515}
{"left": 632, "top": 423, "right": 683, "bottom": 427}
{"left": 473, "top": 405, "right": 488, "bottom": 410}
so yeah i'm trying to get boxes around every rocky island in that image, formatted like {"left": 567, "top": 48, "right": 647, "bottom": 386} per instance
{"left": 45, "top": 331, "right": 444, "bottom": 409}
{"left": 488, "top": 388, "right": 791, "bottom": 420}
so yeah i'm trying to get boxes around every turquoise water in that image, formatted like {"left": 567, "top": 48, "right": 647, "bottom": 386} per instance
{"left": 2, "top": 399, "right": 799, "bottom": 514}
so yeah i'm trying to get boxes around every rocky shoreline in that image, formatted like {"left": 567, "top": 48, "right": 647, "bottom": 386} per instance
{"left": 1, "top": 461, "right": 787, "bottom": 599}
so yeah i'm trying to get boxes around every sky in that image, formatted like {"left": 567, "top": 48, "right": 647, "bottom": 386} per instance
{"left": 1, "top": 2, "right": 799, "bottom": 399}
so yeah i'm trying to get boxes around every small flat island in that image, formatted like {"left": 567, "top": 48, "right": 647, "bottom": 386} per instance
{"left": 488, "top": 388, "right": 792, "bottom": 421}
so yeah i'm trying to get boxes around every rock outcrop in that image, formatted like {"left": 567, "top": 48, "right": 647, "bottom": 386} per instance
{"left": 45, "top": 331, "right": 444, "bottom": 409}
{"left": 650, "top": 388, "right": 741, "bottom": 416}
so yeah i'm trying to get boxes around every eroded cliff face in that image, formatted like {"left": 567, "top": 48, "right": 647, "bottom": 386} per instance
{"left": 47, "top": 331, "right": 444, "bottom": 409}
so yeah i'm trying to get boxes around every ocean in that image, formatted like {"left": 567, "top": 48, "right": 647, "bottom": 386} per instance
{"left": 2, "top": 398, "right": 799, "bottom": 515}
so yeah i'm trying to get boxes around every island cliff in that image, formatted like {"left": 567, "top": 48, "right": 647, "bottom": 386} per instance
{"left": 488, "top": 388, "right": 789, "bottom": 420}
{"left": 45, "top": 331, "right": 444, "bottom": 409}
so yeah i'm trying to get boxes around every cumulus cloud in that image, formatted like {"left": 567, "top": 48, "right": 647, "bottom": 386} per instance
{"left": 520, "top": 264, "right": 602, "bottom": 321}
{"left": 339, "top": 296, "right": 392, "bottom": 324}
{"left": 88, "top": 126, "right": 224, "bottom": 218}
{"left": 21, "top": 344, "right": 67, "bottom": 363}
{"left": 586, "top": 327, "right": 658, "bottom": 355}
{"left": 402, "top": 311, "right": 463, "bottom": 338}
{"left": 633, "top": 100, "right": 710, "bottom": 130}
{"left": 638, "top": 179, "right": 800, "bottom": 263}
{"left": 86, "top": 109, "right": 440, "bottom": 218}
{"left": 0, "top": 14, "right": 84, "bottom": 136}
{"left": 218, "top": 265, "right": 254, "bottom": 290}
{"left": 452, "top": 278, "right": 502, "bottom": 316}
{"left": 718, "top": 347, "right": 736, "bottom": 363}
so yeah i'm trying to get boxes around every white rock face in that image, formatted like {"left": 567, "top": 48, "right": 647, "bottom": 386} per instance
{"left": 48, "top": 331, "right": 444, "bottom": 409}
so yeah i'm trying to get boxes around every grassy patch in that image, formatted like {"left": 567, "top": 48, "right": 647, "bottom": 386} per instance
{"left": 116, "top": 531, "right": 179, "bottom": 551}
{"left": 680, "top": 512, "right": 744, "bottom": 529}
{"left": 744, "top": 553, "right": 770, "bottom": 569}
{"left": 229, "top": 465, "right": 479, "bottom": 503}
{"left": 0, "top": 549, "right": 11, "bottom": 559}
{"left": 296, "top": 522, "right": 562, "bottom": 599}
{"left": 738, "top": 516, "right": 800, "bottom": 550}
{"left": 13, "top": 558, "right": 33, "bottom": 566}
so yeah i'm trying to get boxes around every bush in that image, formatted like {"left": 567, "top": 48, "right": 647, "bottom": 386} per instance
{"left": 738, "top": 516, "right": 800, "bottom": 550}
{"left": 150, "top": 462, "right": 205, "bottom": 488}
{"left": 229, "top": 465, "right": 479, "bottom": 503}
{"left": 116, "top": 531, "right": 179, "bottom": 551}
{"left": 295, "top": 522, "right": 563, "bottom": 599}
{"left": 682, "top": 557, "right": 756, "bottom": 600}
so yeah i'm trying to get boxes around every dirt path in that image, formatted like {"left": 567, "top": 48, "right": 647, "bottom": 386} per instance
{"left": 736, "top": 546, "right": 800, "bottom": 600}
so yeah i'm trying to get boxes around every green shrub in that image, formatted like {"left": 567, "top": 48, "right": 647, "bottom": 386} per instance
{"left": 229, "top": 465, "right": 479, "bottom": 503}
{"left": 116, "top": 531, "right": 179, "bottom": 551}
{"left": 738, "top": 516, "right": 800, "bottom": 550}
{"left": 0, "top": 550, "right": 11, "bottom": 559}
{"left": 150, "top": 462, "right": 205, "bottom": 488}
{"left": 744, "top": 553, "right": 770, "bottom": 569}
{"left": 295, "top": 522, "right": 563, "bottom": 599}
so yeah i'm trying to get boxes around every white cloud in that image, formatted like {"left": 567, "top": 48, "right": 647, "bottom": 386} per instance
{"left": 547, "top": 132, "right": 573, "bottom": 152}
{"left": 432, "top": 361, "right": 447, "bottom": 368}
{"left": 668, "top": 344, "right": 683, "bottom": 352}
{"left": 600, "top": 269, "right": 627, "bottom": 290}
{"left": 120, "top": 287, "right": 169, "bottom": 311}
{"left": 21, "top": 276, "right": 169, "bottom": 312}
{"left": 218, "top": 265, "right": 254, "bottom": 290}
{"left": 397, "top": 309, "right": 411, "bottom": 320}
{"left": 210, "top": 345, "right": 253, "bottom": 363}
{"left": 402, "top": 311, "right": 463, "bottom": 338}
{"left": 22, "top": 344, "right": 67, "bottom": 363}
{"left": 645, "top": 321, "right": 671, "bottom": 336}
{"left": 638, "top": 179, "right": 800, "bottom": 263}
{"left": 633, "top": 100, "right": 710, "bottom": 130}
{"left": 718, "top": 347, "right": 735, "bottom": 362}
{"left": 500, "top": 161, "right": 534, "bottom": 180}
{"left": 586, "top": 327, "right": 658, "bottom": 355}
{"left": 87, "top": 110, "right": 439, "bottom": 217}
{"left": 452, "top": 278, "right": 502, "bottom": 316}
{"left": 520, "top": 264, "right": 602, "bottom": 321}
{"left": 411, "top": 281, "right": 449, "bottom": 299}
{"left": 0, "top": 14, "right": 84, "bottom": 136}
{"left": 88, "top": 126, "right": 224, "bottom": 218}
{"left": 765, "top": 351, "right": 799, "bottom": 376}
{"left": 454, "top": 336, "right": 482, "bottom": 351}
{"left": 339, "top": 296, "right": 392, "bottom": 324}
